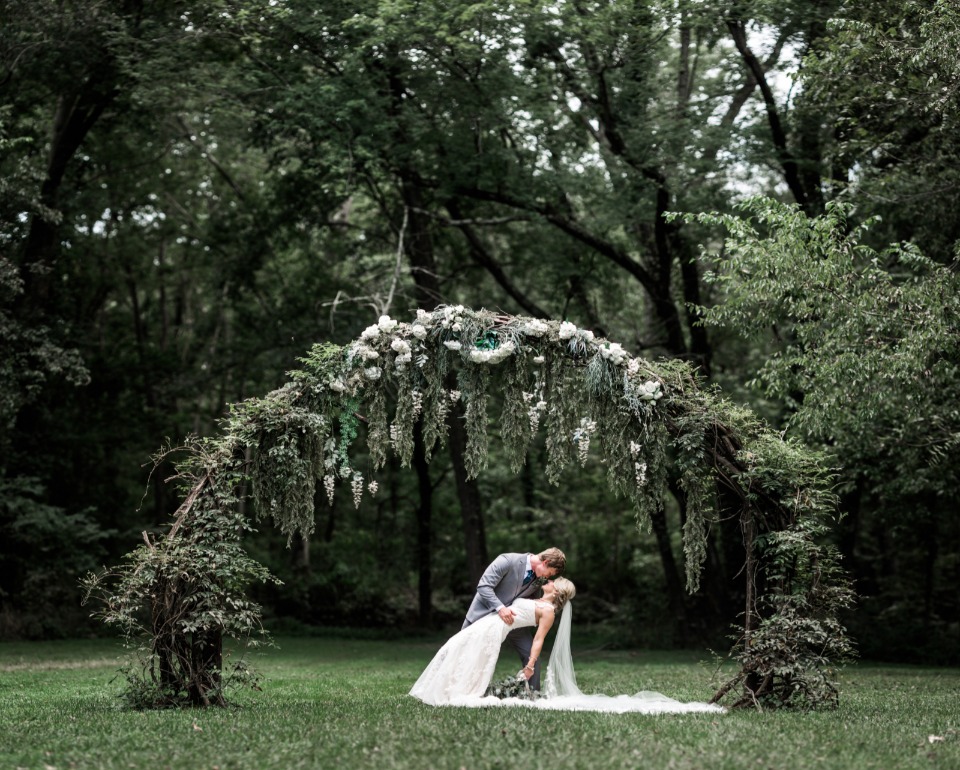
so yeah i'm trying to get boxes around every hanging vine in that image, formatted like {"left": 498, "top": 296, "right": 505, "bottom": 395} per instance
{"left": 83, "top": 306, "right": 854, "bottom": 710}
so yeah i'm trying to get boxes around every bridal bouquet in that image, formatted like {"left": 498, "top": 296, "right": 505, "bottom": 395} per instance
{"left": 484, "top": 672, "right": 537, "bottom": 700}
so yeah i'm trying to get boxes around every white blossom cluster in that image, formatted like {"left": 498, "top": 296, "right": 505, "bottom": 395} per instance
{"left": 524, "top": 391, "right": 547, "bottom": 433}
{"left": 637, "top": 380, "right": 663, "bottom": 401}
{"left": 438, "top": 305, "right": 465, "bottom": 329}
{"left": 323, "top": 474, "right": 336, "bottom": 505}
{"left": 522, "top": 319, "right": 550, "bottom": 337}
{"left": 598, "top": 342, "right": 628, "bottom": 365}
{"left": 558, "top": 320, "right": 594, "bottom": 343}
{"left": 468, "top": 340, "right": 516, "bottom": 365}
{"left": 351, "top": 473, "right": 364, "bottom": 509}
{"left": 367, "top": 479, "right": 379, "bottom": 496}
{"left": 635, "top": 460, "right": 648, "bottom": 486}
{"left": 391, "top": 337, "right": 413, "bottom": 368}
{"left": 574, "top": 417, "right": 597, "bottom": 466}
{"left": 629, "top": 441, "right": 647, "bottom": 486}
{"left": 360, "top": 314, "right": 399, "bottom": 341}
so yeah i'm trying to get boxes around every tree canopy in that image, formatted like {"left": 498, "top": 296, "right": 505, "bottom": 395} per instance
{"left": 2, "top": 0, "right": 958, "bottom": 674}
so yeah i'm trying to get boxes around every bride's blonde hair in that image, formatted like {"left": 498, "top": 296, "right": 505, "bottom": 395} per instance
{"left": 549, "top": 577, "right": 576, "bottom": 612}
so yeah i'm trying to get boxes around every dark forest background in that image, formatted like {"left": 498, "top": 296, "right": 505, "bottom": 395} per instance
{"left": 2, "top": 0, "right": 958, "bottom": 663}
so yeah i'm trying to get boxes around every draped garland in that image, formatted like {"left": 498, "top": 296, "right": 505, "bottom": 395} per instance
{"left": 84, "top": 306, "right": 854, "bottom": 709}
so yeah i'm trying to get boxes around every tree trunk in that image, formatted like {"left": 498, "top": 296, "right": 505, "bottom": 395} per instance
{"left": 648, "top": 505, "right": 690, "bottom": 645}
{"left": 190, "top": 628, "right": 224, "bottom": 707}
{"left": 20, "top": 77, "right": 118, "bottom": 313}
{"left": 449, "top": 405, "right": 489, "bottom": 584}
{"left": 393, "top": 136, "right": 490, "bottom": 586}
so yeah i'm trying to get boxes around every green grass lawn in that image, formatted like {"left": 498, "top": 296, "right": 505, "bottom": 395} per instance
{"left": 0, "top": 635, "right": 957, "bottom": 770}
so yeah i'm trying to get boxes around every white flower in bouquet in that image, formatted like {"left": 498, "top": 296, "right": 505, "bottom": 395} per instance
{"left": 378, "top": 315, "right": 398, "bottom": 333}
{"left": 329, "top": 379, "right": 346, "bottom": 393}
{"left": 391, "top": 338, "right": 411, "bottom": 355}
{"left": 444, "top": 340, "right": 462, "bottom": 351}
{"left": 411, "top": 324, "right": 428, "bottom": 340}
{"left": 360, "top": 324, "right": 380, "bottom": 341}
{"left": 364, "top": 366, "right": 382, "bottom": 380}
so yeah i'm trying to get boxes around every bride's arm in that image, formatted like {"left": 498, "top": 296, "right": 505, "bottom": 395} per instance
{"left": 522, "top": 606, "right": 555, "bottom": 679}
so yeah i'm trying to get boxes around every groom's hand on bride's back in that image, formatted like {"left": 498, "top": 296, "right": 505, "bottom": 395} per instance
{"left": 498, "top": 606, "right": 516, "bottom": 625}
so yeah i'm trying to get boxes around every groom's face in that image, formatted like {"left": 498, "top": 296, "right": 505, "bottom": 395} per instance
{"left": 534, "top": 562, "right": 558, "bottom": 579}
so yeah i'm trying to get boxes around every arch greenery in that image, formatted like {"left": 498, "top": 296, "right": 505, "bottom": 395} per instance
{"left": 83, "top": 306, "right": 854, "bottom": 709}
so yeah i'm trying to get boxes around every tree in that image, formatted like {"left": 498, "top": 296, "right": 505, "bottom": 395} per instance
{"left": 219, "top": 0, "right": 846, "bottom": 636}
{"left": 688, "top": 197, "right": 960, "bottom": 660}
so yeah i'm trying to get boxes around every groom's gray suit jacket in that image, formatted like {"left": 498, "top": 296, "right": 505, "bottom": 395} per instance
{"left": 462, "top": 552, "right": 539, "bottom": 629}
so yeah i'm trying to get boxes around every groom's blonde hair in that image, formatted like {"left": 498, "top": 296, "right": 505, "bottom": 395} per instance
{"left": 539, "top": 547, "right": 566, "bottom": 574}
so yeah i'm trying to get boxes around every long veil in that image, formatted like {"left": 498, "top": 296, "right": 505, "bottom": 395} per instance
{"left": 537, "top": 602, "right": 724, "bottom": 714}
{"left": 543, "top": 601, "right": 581, "bottom": 698}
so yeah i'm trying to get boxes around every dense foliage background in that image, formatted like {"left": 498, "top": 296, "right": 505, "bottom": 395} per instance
{"left": 2, "top": 0, "right": 957, "bottom": 663}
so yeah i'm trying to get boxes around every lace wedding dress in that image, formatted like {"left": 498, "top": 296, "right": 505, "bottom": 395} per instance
{"left": 410, "top": 599, "right": 724, "bottom": 714}
{"left": 410, "top": 598, "right": 541, "bottom": 706}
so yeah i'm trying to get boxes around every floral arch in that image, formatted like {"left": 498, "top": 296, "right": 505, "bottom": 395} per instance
{"left": 85, "top": 306, "right": 853, "bottom": 710}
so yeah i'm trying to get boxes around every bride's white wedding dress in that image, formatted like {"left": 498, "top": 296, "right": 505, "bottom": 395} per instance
{"left": 410, "top": 598, "right": 724, "bottom": 714}
{"left": 410, "top": 598, "right": 542, "bottom": 706}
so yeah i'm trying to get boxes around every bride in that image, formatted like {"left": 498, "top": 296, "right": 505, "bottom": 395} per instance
{"left": 410, "top": 578, "right": 724, "bottom": 714}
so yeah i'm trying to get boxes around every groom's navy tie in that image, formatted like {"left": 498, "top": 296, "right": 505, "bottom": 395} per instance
{"left": 522, "top": 568, "right": 535, "bottom": 585}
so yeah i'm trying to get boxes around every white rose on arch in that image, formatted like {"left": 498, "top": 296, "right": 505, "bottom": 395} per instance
{"left": 558, "top": 321, "right": 578, "bottom": 340}
{"left": 523, "top": 319, "right": 550, "bottom": 337}
{"left": 599, "top": 342, "right": 628, "bottom": 365}
{"left": 638, "top": 380, "right": 663, "bottom": 401}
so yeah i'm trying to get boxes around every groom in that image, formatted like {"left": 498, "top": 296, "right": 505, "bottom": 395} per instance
{"left": 463, "top": 547, "right": 566, "bottom": 692}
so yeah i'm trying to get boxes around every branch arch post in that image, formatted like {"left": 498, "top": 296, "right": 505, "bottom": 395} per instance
{"left": 85, "top": 306, "right": 854, "bottom": 709}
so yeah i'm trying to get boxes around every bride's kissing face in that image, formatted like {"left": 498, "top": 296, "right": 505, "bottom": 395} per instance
{"left": 541, "top": 580, "right": 556, "bottom": 599}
